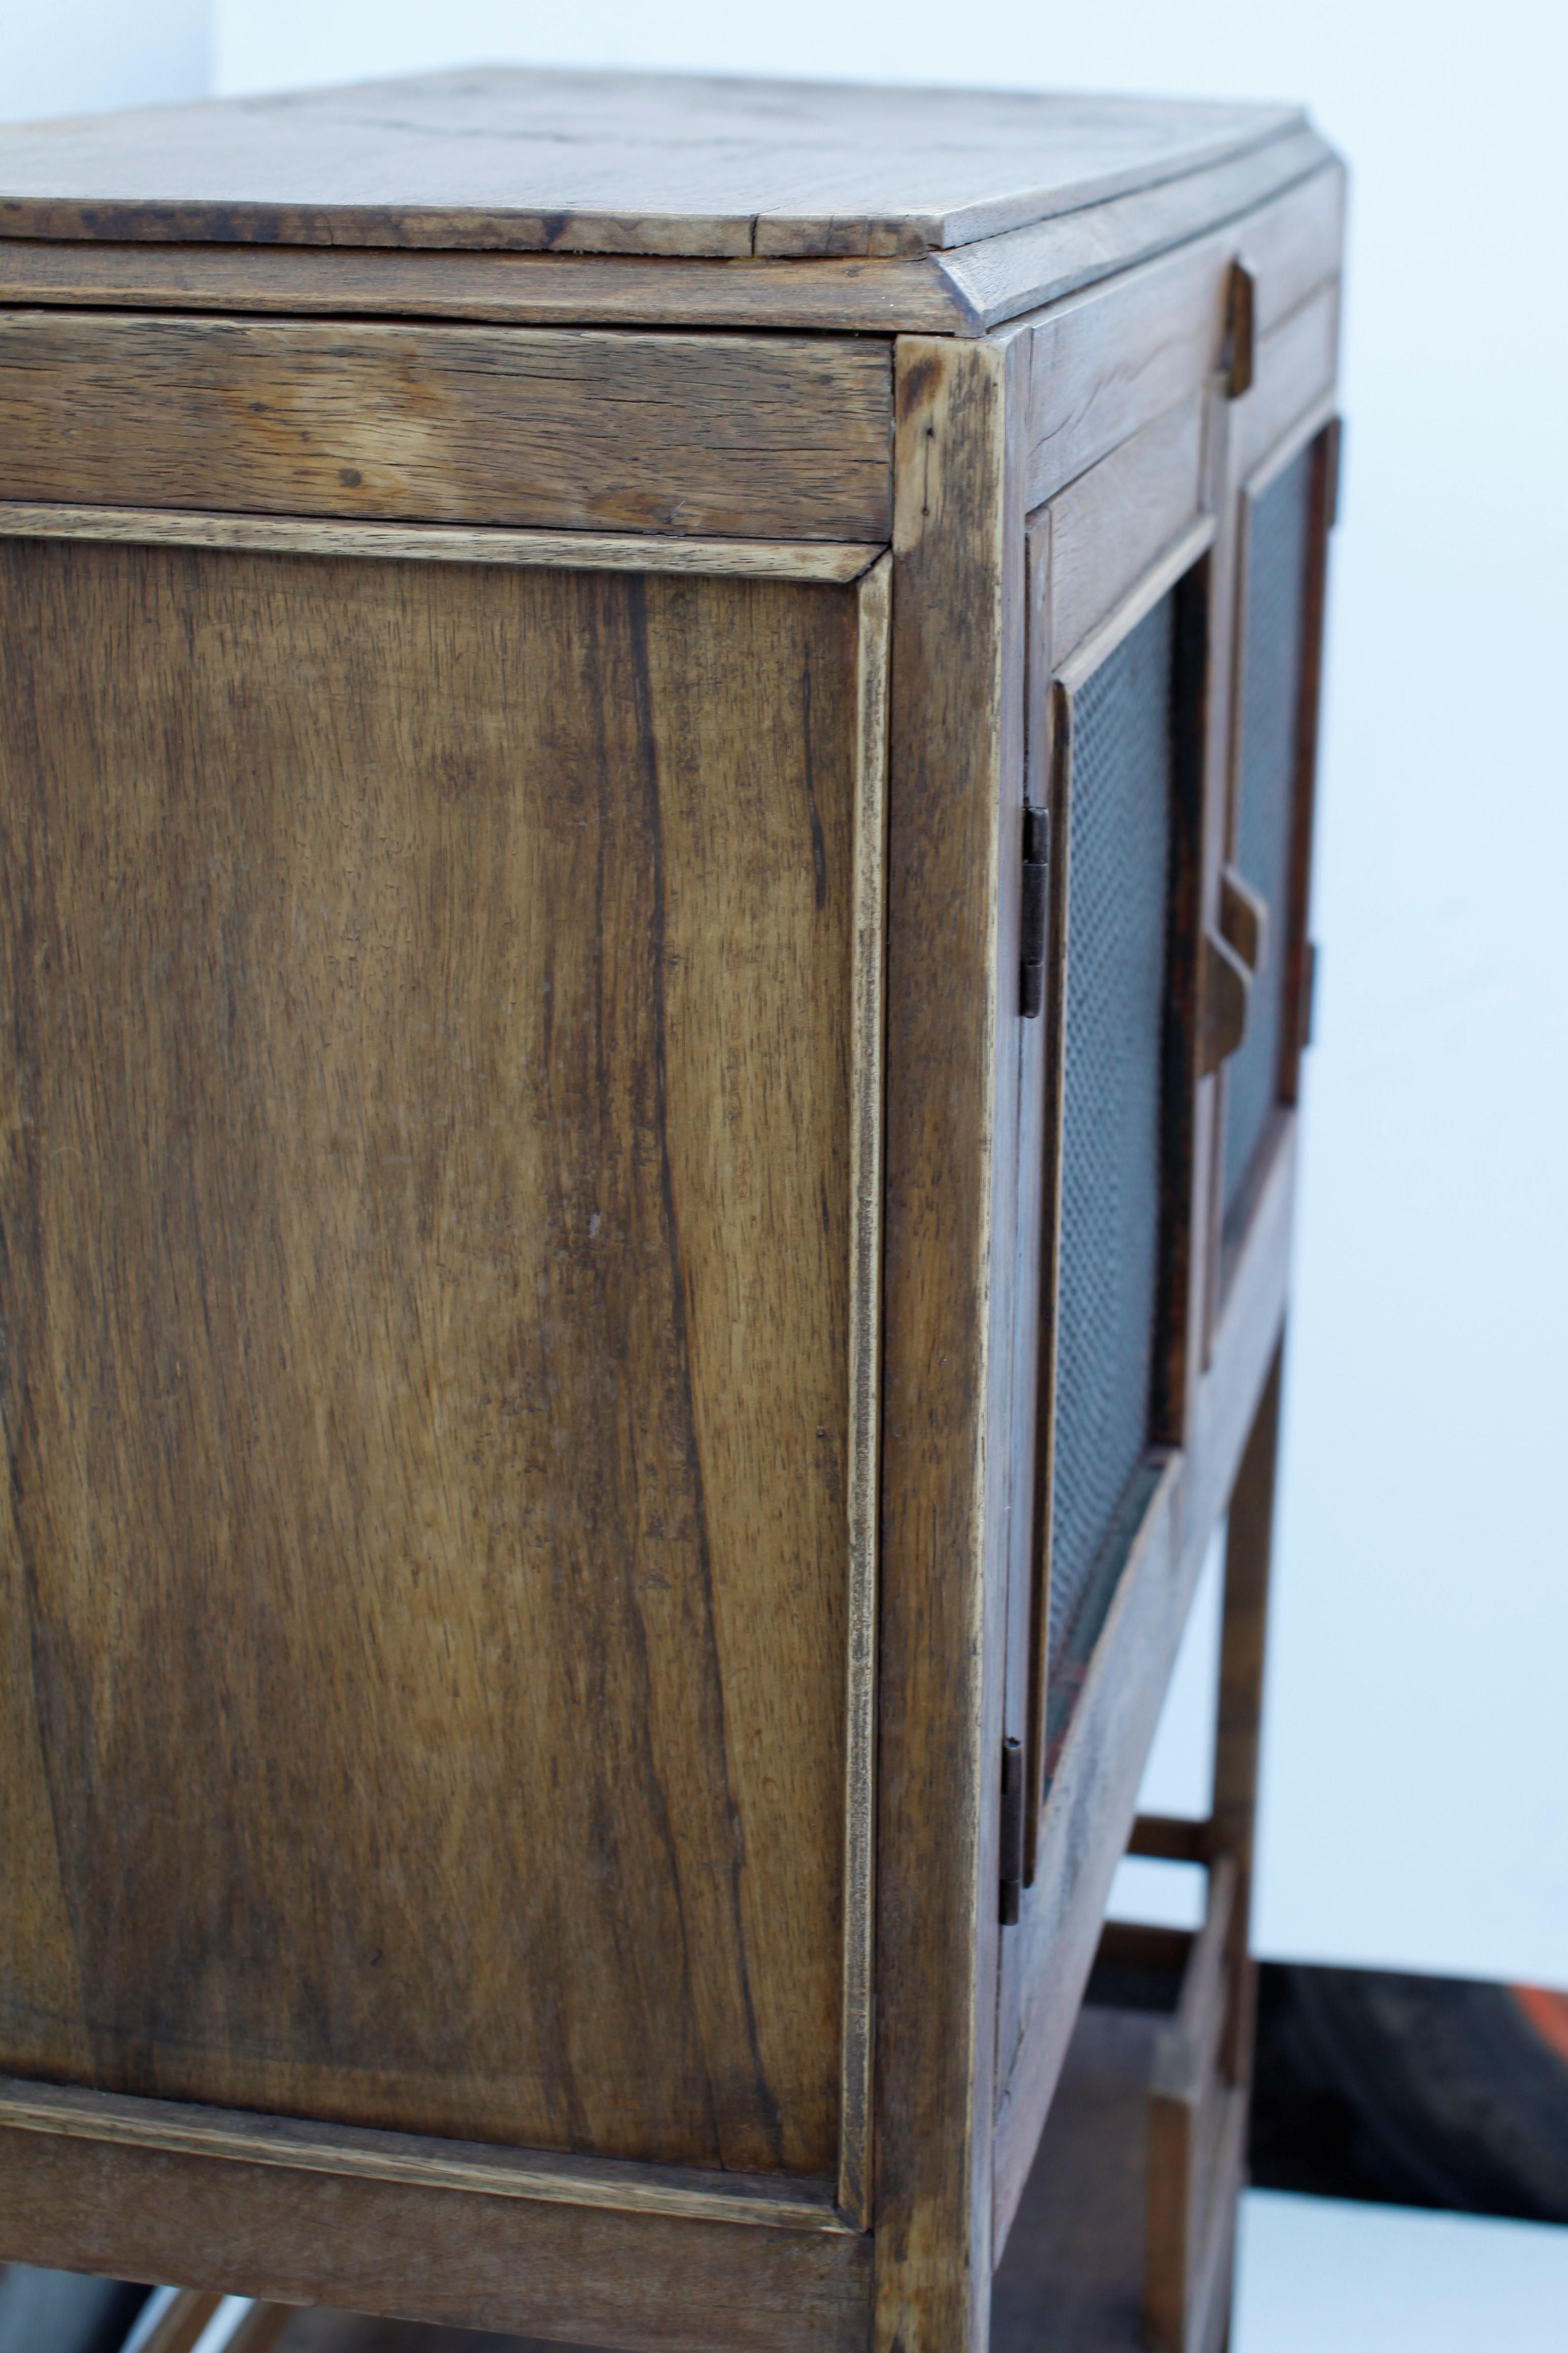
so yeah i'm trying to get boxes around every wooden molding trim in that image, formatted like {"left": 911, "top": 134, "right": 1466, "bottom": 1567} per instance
{"left": 0, "top": 2075, "right": 855, "bottom": 2234}
{"left": 0, "top": 2123, "right": 874, "bottom": 2350}
{"left": 1054, "top": 512, "right": 1218, "bottom": 695}
{"left": 837, "top": 553, "right": 891, "bottom": 2232}
{"left": 0, "top": 501, "right": 885, "bottom": 583}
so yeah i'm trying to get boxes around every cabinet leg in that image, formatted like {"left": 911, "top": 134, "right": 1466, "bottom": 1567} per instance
{"left": 1212, "top": 1332, "right": 1285, "bottom": 2087}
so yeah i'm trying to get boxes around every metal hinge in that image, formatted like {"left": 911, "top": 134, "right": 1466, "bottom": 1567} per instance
{"left": 1019, "top": 803, "right": 1049, "bottom": 1018}
{"left": 999, "top": 1735, "right": 1026, "bottom": 1925}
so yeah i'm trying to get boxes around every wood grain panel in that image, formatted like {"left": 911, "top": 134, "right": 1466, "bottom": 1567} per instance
{"left": 0, "top": 2126, "right": 874, "bottom": 2353}
{"left": 1047, "top": 391, "right": 1208, "bottom": 665}
{"left": 0, "top": 540, "right": 865, "bottom": 2174}
{"left": 0, "top": 312, "right": 892, "bottom": 542}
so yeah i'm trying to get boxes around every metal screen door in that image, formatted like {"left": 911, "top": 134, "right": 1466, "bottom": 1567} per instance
{"left": 1046, "top": 594, "right": 1176, "bottom": 1669}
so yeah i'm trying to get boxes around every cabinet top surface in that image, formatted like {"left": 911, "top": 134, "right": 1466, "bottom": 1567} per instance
{"left": 0, "top": 66, "right": 1302, "bottom": 260}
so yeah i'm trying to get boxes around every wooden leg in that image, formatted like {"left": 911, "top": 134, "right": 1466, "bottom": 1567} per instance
{"left": 1211, "top": 1332, "right": 1285, "bottom": 2087}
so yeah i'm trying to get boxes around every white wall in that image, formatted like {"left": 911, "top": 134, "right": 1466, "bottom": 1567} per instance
{"left": 12, "top": 0, "right": 1568, "bottom": 1989}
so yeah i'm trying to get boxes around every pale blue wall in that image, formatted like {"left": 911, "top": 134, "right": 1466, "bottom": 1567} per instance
{"left": 3, "top": 1, "right": 209, "bottom": 119}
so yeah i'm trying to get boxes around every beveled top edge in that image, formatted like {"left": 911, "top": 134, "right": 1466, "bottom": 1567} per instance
{"left": 0, "top": 132, "right": 1339, "bottom": 342}
{"left": 0, "top": 66, "right": 1306, "bottom": 261}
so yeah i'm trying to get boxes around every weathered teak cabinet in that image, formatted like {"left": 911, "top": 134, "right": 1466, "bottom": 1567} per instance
{"left": 0, "top": 71, "right": 1342, "bottom": 2353}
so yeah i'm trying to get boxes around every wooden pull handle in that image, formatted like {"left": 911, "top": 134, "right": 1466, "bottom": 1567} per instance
{"left": 1218, "top": 862, "right": 1269, "bottom": 976}
{"left": 1225, "top": 260, "right": 1256, "bottom": 399}
{"left": 1201, "top": 926, "right": 1252, "bottom": 1075}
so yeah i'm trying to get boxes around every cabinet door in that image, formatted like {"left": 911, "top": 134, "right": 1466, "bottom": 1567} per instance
{"left": 0, "top": 525, "right": 885, "bottom": 2197}
{"left": 1217, "top": 416, "right": 1338, "bottom": 1255}
{"left": 994, "top": 378, "right": 1214, "bottom": 2188}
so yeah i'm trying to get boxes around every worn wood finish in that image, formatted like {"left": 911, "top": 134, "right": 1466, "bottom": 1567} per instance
{"left": 1144, "top": 1860, "right": 1238, "bottom": 2353}
{"left": 1010, "top": 520, "right": 1211, "bottom": 1862}
{"left": 0, "top": 236, "right": 981, "bottom": 334}
{"left": 991, "top": 2004, "right": 1163, "bottom": 2353}
{"left": 1184, "top": 1121, "right": 1297, "bottom": 1560}
{"left": 1210, "top": 404, "right": 1335, "bottom": 1300}
{"left": 0, "top": 2127, "right": 874, "bottom": 2353}
{"left": 269, "top": 2312, "right": 608, "bottom": 2353}
{"left": 1236, "top": 283, "right": 1340, "bottom": 477}
{"left": 0, "top": 67, "right": 1347, "bottom": 2346}
{"left": 0, "top": 149, "right": 1339, "bottom": 342}
{"left": 0, "top": 502, "right": 884, "bottom": 583}
{"left": 1211, "top": 1341, "right": 1285, "bottom": 2086}
{"left": 993, "top": 1458, "right": 1184, "bottom": 2258}
{"left": 873, "top": 326, "right": 1026, "bottom": 2351}
{"left": 0, "top": 541, "right": 875, "bottom": 2175}
{"left": 1145, "top": 2089, "right": 1243, "bottom": 2353}
{"left": 1187, "top": 377, "right": 1246, "bottom": 1377}
{"left": 1277, "top": 423, "right": 1338, "bottom": 1111}
{"left": 1129, "top": 1815, "right": 1211, "bottom": 1866}
{"left": 992, "top": 1125, "right": 1297, "bottom": 2255}
{"left": 0, "top": 69, "right": 1299, "bottom": 259}
{"left": 839, "top": 552, "right": 893, "bottom": 2232}
{"left": 1024, "top": 164, "right": 1344, "bottom": 509}
{"left": 1047, "top": 393, "right": 1209, "bottom": 665}
{"left": 944, "top": 129, "right": 1333, "bottom": 334}
{"left": 1053, "top": 515, "right": 1216, "bottom": 701}
{"left": 0, "top": 2077, "right": 848, "bottom": 2232}
{"left": 1004, "top": 512, "right": 1055, "bottom": 1879}
{"left": 0, "top": 313, "right": 893, "bottom": 542}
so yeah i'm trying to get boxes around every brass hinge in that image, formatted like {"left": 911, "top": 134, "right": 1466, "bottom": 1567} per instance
{"left": 1225, "top": 261, "right": 1256, "bottom": 400}
{"left": 999, "top": 1736, "right": 1026, "bottom": 1925}
{"left": 1019, "top": 802, "right": 1050, "bottom": 1018}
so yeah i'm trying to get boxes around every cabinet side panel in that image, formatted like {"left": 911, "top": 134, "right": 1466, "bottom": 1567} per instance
{"left": 0, "top": 544, "right": 856, "bottom": 2174}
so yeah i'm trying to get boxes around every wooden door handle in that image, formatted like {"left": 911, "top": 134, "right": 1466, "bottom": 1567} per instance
{"left": 1201, "top": 926, "right": 1252, "bottom": 1075}
{"left": 1218, "top": 863, "right": 1269, "bottom": 976}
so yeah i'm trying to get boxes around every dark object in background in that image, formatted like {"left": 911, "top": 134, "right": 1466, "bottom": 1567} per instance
{"left": 1250, "top": 1962, "right": 1568, "bottom": 2223}
{"left": 0, "top": 2265, "right": 148, "bottom": 2353}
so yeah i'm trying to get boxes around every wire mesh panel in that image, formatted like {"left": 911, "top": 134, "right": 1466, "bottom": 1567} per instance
{"left": 1047, "top": 595, "right": 1175, "bottom": 1666}
{"left": 1222, "top": 445, "right": 1314, "bottom": 1220}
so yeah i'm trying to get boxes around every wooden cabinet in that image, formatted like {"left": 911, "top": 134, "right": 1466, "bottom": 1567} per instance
{"left": 0, "top": 69, "right": 1343, "bottom": 2353}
